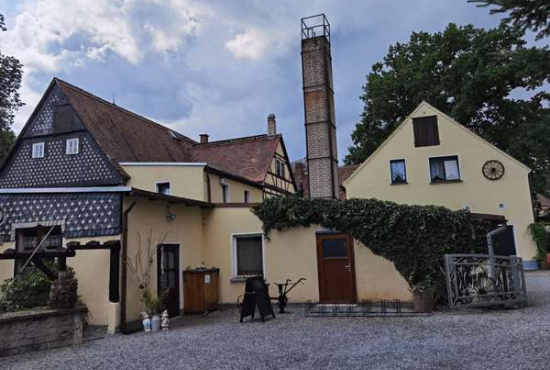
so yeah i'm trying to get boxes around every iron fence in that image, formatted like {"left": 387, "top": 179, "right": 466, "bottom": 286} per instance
{"left": 444, "top": 254, "right": 527, "bottom": 309}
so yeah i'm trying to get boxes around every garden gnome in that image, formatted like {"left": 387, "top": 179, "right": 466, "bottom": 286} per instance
{"left": 161, "top": 310, "right": 170, "bottom": 331}
{"left": 141, "top": 312, "right": 151, "bottom": 332}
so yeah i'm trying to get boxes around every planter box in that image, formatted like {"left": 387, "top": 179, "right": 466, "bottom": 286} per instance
{"left": 0, "top": 305, "right": 87, "bottom": 357}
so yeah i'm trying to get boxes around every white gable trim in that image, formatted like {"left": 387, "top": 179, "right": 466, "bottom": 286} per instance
{"left": 344, "top": 101, "right": 531, "bottom": 186}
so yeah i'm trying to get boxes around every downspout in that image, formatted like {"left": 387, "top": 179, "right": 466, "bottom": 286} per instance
{"left": 205, "top": 167, "right": 212, "bottom": 203}
{"left": 120, "top": 198, "right": 137, "bottom": 334}
{"left": 486, "top": 225, "right": 508, "bottom": 280}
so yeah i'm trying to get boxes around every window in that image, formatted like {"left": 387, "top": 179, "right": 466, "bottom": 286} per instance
{"left": 55, "top": 105, "right": 73, "bottom": 133}
{"left": 275, "top": 159, "right": 285, "bottom": 178}
{"left": 156, "top": 182, "right": 171, "bottom": 195}
{"left": 66, "top": 138, "right": 79, "bottom": 155}
{"left": 32, "top": 142, "right": 44, "bottom": 158}
{"left": 221, "top": 183, "right": 229, "bottom": 203}
{"left": 429, "top": 156, "right": 460, "bottom": 183}
{"left": 413, "top": 116, "right": 440, "bottom": 147}
{"left": 244, "top": 190, "right": 250, "bottom": 203}
{"left": 390, "top": 159, "right": 407, "bottom": 184}
{"left": 234, "top": 235, "right": 263, "bottom": 276}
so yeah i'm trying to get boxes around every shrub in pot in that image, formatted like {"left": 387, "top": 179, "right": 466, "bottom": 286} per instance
{"left": 142, "top": 288, "right": 164, "bottom": 331}
{"left": 411, "top": 276, "right": 436, "bottom": 313}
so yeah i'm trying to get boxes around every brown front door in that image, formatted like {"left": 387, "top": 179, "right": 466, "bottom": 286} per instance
{"left": 157, "top": 244, "right": 180, "bottom": 317}
{"left": 316, "top": 233, "right": 357, "bottom": 303}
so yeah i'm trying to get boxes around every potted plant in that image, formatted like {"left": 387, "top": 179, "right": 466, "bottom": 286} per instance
{"left": 410, "top": 276, "right": 436, "bottom": 313}
{"left": 142, "top": 288, "right": 163, "bottom": 331}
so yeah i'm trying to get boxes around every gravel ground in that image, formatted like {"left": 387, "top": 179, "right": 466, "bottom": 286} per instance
{"left": 3, "top": 271, "right": 549, "bottom": 370}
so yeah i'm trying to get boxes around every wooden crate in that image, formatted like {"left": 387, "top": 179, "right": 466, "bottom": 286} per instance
{"left": 182, "top": 268, "right": 220, "bottom": 313}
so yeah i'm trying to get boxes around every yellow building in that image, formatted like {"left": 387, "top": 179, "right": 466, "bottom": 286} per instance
{"left": 344, "top": 101, "right": 537, "bottom": 264}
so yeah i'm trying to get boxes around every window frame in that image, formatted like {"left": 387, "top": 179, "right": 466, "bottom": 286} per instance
{"left": 243, "top": 190, "right": 250, "bottom": 203}
{"left": 221, "top": 182, "right": 230, "bottom": 203}
{"left": 231, "top": 232, "right": 265, "bottom": 280}
{"left": 32, "top": 142, "right": 45, "bottom": 159}
{"left": 428, "top": 155, "right": 461, "bottom": 183}
{"left": 65, "top": 138, "right": 79, "bottom": 155}
{"left": 156, "top": 181, "right": 171, "bottom": 195}
{"left": 275, "top": 159, "right": 285, "bottom": 178}
{"left": 389, "top": 159, "right": 408, "bottom": 185}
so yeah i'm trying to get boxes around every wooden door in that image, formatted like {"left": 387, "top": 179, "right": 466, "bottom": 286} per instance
{"left": 157, "top": 244, "right": 180, "bottom": 317}
{"left": 316, "top": 233, "right": 357, "bottom": 303}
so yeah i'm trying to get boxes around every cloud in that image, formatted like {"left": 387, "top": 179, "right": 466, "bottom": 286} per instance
{"left": 1, "top": 0, "right": 508, "bottom": 161}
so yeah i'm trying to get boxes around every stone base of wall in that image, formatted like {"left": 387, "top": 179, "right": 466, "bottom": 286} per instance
{"left": 0, "top": 305, "right": 88, "bottom": 357}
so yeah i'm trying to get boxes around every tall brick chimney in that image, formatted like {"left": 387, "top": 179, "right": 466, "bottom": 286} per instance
{"left": 301, "top": 14, "right": 339, "bottom": 199}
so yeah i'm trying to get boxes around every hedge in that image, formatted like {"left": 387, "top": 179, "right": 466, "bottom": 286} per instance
{"left": 252, "top": 196, "right": 501, "bottom": 293}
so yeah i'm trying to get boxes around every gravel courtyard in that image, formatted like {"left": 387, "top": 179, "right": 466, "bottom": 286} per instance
{"left": 3, "top": 271, "right": 549, "bottom": 370}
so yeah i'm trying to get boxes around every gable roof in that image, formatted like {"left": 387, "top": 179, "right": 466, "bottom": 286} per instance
{"left": 343, "top": 101, "right": 531, "bottom": 186}
{"left": 191, "top": 135, "right": 282, "bottom": 183}
{"left": 13, "top": 78, "right": 289, "bottom": 186}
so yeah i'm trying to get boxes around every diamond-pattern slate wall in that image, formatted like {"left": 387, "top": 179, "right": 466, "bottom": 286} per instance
{"left": 0, "top": 193, "right": 121, "bottom": 240}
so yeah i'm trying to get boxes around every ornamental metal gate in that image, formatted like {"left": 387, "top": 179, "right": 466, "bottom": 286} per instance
{"left": 444, "top": 254, "right": 528, "bottom": 309}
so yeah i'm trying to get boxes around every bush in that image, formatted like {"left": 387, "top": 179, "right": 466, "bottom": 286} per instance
{"left": 529, "top": 222, "right": 550, "bottom": 262}
{"left": 0, "top": 262, "right": 75, "bottom": 313}
{"left": 253, "top": 196, "right": 500, "bottom": 296}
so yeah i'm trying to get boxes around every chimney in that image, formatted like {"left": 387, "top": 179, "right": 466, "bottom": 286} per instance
{"left": 199, "top": 134, "right": 209, "bottom": 144}
{"left": 301, "top": 14, "right": 339, "bottom": 199}
{"left": 267, "top": 114, "right": 277, "bottom": 135}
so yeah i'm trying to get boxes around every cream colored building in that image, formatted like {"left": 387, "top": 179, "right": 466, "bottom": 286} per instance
{"left": 345, "top": 101, "right": 537, "bottom": 264}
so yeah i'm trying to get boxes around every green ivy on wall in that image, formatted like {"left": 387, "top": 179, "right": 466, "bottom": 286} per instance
{"left": 252, "top": 196, "right": 501, "bottom": 293}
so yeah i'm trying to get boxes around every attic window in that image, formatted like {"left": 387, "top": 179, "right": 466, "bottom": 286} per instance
{"left": 66, "top": 138, "right": 79, "bottom": 155}
{"left": 275, "top": 159, "right": 285, "bottom": 177}
{"left": 54, "top": 104, "right": 73, "bottom": 133}
{"left": 156, "top": 182, "right": 171, "bottom": 195}
{"left": 413, "top": 116, "right": 439, "bottom": 147}
{"left": 32, "top": 142, "right": 45, "bottom": 158}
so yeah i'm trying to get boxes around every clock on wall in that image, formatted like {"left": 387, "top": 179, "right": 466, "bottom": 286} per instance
{"left": 482, "top": 160, "right": 505, "bottom": 180}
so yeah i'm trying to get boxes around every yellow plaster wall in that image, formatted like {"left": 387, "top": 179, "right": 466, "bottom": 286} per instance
{"left": 123, "top": 196, "right": 205, "bottom": 323}
{"left": 202, "top": 207, "right": 411, "bottom": 304}
{"left": 122, "top": 164, "right": 206, "bottom": 201}
{"left": 345, "top": 102, "right": 537, "bottom": 260}
{"left": 207, "top": 172, "right": 263, "bottom": 203}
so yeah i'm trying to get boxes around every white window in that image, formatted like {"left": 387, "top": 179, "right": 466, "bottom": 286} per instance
{"left": 222, "top": 183, "right": 229, "bottom": 203}
{"left": 275, "top": 159, "right": 285, "bottom": 177}
{"left": 233, "top": 234, "right": 263, "bottom": 277}
{"left": 66, "top": 138, "right": 79, "bottom": 155}
{"left": 244, "top": 190, "right": 250, "bottom": 203}
{"left": 429, "top": 156, "right": 460, "bottom": 183}
{"left": 32, "top": 142, "right": 44, "bottom": 158}
{"left": 156, "top": 182, "right": 171, "bottom": 195}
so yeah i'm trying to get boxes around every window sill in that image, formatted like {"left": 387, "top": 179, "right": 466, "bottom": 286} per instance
{"left": 390, "top": 182, "right": 408, "bottom": 186}
{"left": 230, "top": 276, "right": 247, "bottom": 283}
{"left": 430, "top": 179, "right": 462, "bottom": 185}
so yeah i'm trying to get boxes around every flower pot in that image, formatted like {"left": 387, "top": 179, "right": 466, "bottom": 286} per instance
{"left": 151, "top": 315, "right": 161, "bottom": 331}
{"left": 412, "top": 291, "right": 434, "bottom": 313}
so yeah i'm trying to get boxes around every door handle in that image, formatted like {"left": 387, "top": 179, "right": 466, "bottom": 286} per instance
{"left": 344, "top": 264, "right": 352, "bottom": 272}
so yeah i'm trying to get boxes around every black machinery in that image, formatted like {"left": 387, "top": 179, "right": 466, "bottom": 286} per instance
{"left": 271, "top": 278, "right": 306, "bottom": 313}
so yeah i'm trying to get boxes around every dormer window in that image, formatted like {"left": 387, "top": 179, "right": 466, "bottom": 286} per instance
{"left": 66, "top": 138, "right": 79, "bottom": 155}
{"left": 32, "top": 142, "right": 44, "bottom": 158}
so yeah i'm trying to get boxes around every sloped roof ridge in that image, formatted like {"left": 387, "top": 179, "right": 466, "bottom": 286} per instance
{"left": 192, "top": 133, "right": 281, "bottom": 148}
{"left": 54, "top": 78, "right": 196, "bottom": 144}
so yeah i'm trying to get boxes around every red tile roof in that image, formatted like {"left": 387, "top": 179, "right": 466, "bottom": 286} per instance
{"left": 56, "top": 79, "right": 283, "bottom": 185}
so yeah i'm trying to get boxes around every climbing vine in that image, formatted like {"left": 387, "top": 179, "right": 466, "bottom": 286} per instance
{"left": 252, "top": 196, "right": 500, "bottom": 293}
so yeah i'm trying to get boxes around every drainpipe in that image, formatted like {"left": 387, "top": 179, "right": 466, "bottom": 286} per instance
{"left": 120, "top": 199, "right": 137, "bottom": 334}
{"left": 486, "top": 225, "right": 508, "bottom": 280}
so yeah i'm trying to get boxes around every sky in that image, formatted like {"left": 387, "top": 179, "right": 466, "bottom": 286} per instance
{"left": 0, "top": 0, "right": 506, "bottom": 163}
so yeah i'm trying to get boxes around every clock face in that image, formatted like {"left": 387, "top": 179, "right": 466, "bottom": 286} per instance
{"left": 482, "top": 160, "right": 505, "bottom": 180}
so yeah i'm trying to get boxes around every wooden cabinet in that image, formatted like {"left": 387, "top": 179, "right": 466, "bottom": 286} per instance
{"left": 182, "top": 268, "right": 220, "bottom": 313}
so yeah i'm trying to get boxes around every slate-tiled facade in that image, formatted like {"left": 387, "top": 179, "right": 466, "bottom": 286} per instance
{"left": 0, "top": 193, "right": 121, "bottom": 241}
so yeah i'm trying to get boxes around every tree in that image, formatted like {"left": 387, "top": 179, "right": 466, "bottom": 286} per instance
{"left": 0, "top": 14, "right": 23, "bottom": 163}
{"left": 470, "top": 0, "right": 550, "bottom": 40}
{"left": 345, "top": 24, "right": 550, "bottom": 193}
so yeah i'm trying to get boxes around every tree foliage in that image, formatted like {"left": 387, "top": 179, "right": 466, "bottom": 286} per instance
{"left": 252, "top": 196, "right": 500, "bottom": 293}
{"left": 345, "top": 24, "right": 550, "bottom": 194}
{"left": 0, "top": 13, "right": 23, "bottom": 163}
{"left": 470, "top": 0, "right": 550, "bottom": 40}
